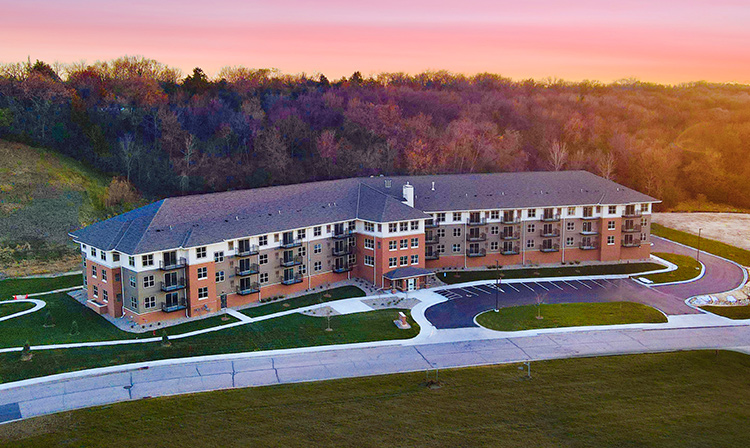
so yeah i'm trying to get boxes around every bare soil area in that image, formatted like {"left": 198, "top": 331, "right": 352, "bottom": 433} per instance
{"left": 652, "top": 213, "right": 750, "bottom": 251}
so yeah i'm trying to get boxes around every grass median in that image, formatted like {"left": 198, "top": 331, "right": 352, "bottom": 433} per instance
{"left": 0, "top": 274, "right": 82, "bottom": 298}
{"left": 3, "top": 350, "right": 750, "bottom": 447}
{"left": 476, "top": 301, "right": 667, "bottom": 331}
{"left": 652, "top": 223, "right": 750, "bottom": 266}
{"left": 439, "top": 262, "right": 663, "bottom": 285}
{"left": 0, "top": 309, "right": 418, "bottom": 384}
{"left": 644, "top": 252, "right": 702, "bottom": 284}
{"left": 0, "top": 302, "right": 36, "bottom": 318}
{"left": 241, "top": 286, "right": 366, "bottom": 318}
{"left": 700, "top": 305, "right": 750, "bottom": 320}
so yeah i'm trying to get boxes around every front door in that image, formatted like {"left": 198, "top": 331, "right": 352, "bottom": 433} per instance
{"left": 407, "top": 278, "right": 416, "bottom": 291}
{"left": 220, "top": 293, "right": 227, "bottom": 308}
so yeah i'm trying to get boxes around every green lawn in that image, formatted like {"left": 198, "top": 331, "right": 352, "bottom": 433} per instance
{"left": 439, "top": 262, "right": 664, "bottom": 284}
{"left": 476, "top": 302, "right": 667, "bottom": 331}
{"left": 0, "top": 273, "right": 83, "bottom": 299}
{"left": 0, "top": 292, "right": 239, "bottom": 348}
{"left": 644, "top": 252, "right": 702, "bottom": 284}
{"left": 241, "top": 285, "right": 366, "bottom": 318}
{"left": 3, "top": 350, "right": 750, "bottom": 447}
{"left": 652, "top": 223, "right": 750, "bottom": 266}
{"left": 0, "top": 301, "right": 35, "bottom": 318}
{"left": 700, "top": 305, "right": 750, "bottom": 320}
{"left": 0, "top": 310, "right": 418, "bottom": 384}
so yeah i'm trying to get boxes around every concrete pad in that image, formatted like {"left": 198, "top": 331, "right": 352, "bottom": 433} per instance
{"left": 507, "top": 335, "right": 559, "bottom": 348}
{"left": 276, "top": 364, "right": 331, "bottom": 383}
{"left": 0, "top": 403, "right": 22, "bottom": 424}
{"left": 476, "top": 348, "right": 530, "bottom": 364}
{"left": 18, "top": 395, "right": 65, "bottom": 419}
{"left": 195, "top": 361, "right": 234, "bottom": 376}
{"left": 234, "top": 369, "right": 279, "bottom": 388}
{"left": 62, "top": 372, "right": 132, "bottom": 394}
{"left": 131, "top": 364, "right": 200, "bottom": 383}
{"left": 421, "top": 352, "right": 487, "bottom": 369}
{"left": 329, "top": 300, "right": 373, "bottom": 315}
{"left": 63, "top": 386, "right": 130, "bottom": 410}
{"left": 0, "top": 382, "right": 67, "bottom": 406}
{"left": 272, "top": 354, "right": 324, "bottom": 369}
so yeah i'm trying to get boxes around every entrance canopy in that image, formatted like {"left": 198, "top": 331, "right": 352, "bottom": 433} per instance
{"left": 383, "top": 267, "right": 432, "bottom": 281}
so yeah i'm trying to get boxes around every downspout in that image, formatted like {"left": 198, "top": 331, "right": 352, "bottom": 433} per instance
{"left": 307, "top": 239, "right": 311, "bottom": 290}
{"left": 521, "top": 213, "right": 526, "bottom": 266}
{"left": 463, "top": 222, "right": 467, "bottom": 269}
{"left": 561, "top": 216, "right": 566, "bottom": 264}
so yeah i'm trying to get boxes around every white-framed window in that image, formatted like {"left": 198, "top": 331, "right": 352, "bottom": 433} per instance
{"left": 411, "top": 237, "right": 419, "bottom": 248}
{"left": 453, "top": 228, "right": 461, "bottom": 237}
{"left": 364, "top": 222, "right": 374, "bottom": 232}
{"left": 398, "top": 222, "right": 407, "bottom": 232}
{"left": 608, "top": 205, "right": 617, "bottom": 214}
{"left": 400, "top": 239, "right": 408, "bottom": 249}
{"left": 388, "top": 223, "right": 397, "bottom": 233}
{"left": 130, "top": 297, "right": 137, "bottom": 309}
{"left": 129, "top": 256, "right": 135, "bottom": 267}
{"left": 567, "top": 207, "right": 576, "bottom": 215}
{"left": 437, "top": 244, "right": 445, "bottom": 254}
{"left": 91, "top": 247, "right": 97, "bottom": 257}
{"left": 490, "top": 210, "right": 500, "bottom": 220}
{"left": 214, "top": 251, "right": 224, "bottom": 263}
{"left": 215, "top": 271, "right": 225, "bottom": 282}
{"left": 641, "top": 203, "right": 650, "bottom": 212}
{"left": 452, "top": 244, "right": 461, "bottom": 253}
{"left": 566, "top": 237, "right": 574, "bottom": 247}
{"left": 92, "top": 285, "right": 99, "bottom": 298}
{"left": 103, "top": 290, "right": 108, "bottom": 302}
{"left": 608, "top": 221, "right": 616, "bottom": 230}
{"left": 314, "top": 261, "right": 322, "bottom": 271}
{"left": 527, "top": 224, "right": 535, "bottom": 233}
{"left": 642, "top": 233, "right": 647, "bottom": 241}
{"left": 91, "top": 266, "right": 97, "bottom": 278}
{"left": 364, "top": 255, "right": 374, "bottom": 266}
{"left": 490, "top": 226, "right": 499, "bottom": 235}
{"left": 566, "top": 222, "right": 575, "bottom": 231}
{"left": 490, "top": 241, "right": 499, "bottom": 251}
{"left": 129, "top": 275, "right": 136, "bottom": 287}
{"left": 300, "top": 264, "right": 307, "bottom": 275}
{"left": 400, "top": 255, "right": 408, "bottom": 266}
{"left": 142, "top": 254, "right": 154, "bottom": 267}
{"left": 115, "top": 273, "right": 121, "bottom": 282}
{"left": 437, "top": 228, "right": 445, "bottom": 238}
{"left": 389, "top": 257, "right": 397, "bottom": 268}
{"left": 364, "top": 239, "right": 374, "bottom": 250}
{"left": 314, "top": 226, "right": 322, "bottom": 237}
{"left": 314, "top": 243, "right": 322, "bottom": 254}
{"left": 452, "top": 212, "right": 462, "bottom": 222}
{"left": 259, "top": 254, "right": 268, "bottom": 265}
{"left": 101, "top": 269, "right": 107, "bottom": 282}
{"left": 641, "top": 217, "right": 648, "bottom": 226}
{"left": 197, "top": 267, "right": 207, "bottom": 280}
{"left": 607, "top": 235, "right": 615, "bottom": 245}
{"left": 260, "top": 272, "right": 269, "bottom": 283}
{"left": 101, "top": 252, "right": 107, "bottom": 262}
{"left": 389, "top": 241, "right": 397, "bottom": 251}
{"left": 112, "top": 252, "right": 120, "bottom": 262}
{"left": 411, "top": 254, "right": 419, "bottom": 265}
{"left": 259, "top": 235, "right": 268, "bottom": 246}
{"left": 144, "top": 296, "right": 156, "bottom": 309}
{"left": 298, "top": 229, "right": 306, "bottom": 239}
{"left": 143, "top": 275, "right": 154, "bottom": 288}
{"left": 198, "top": 287, "right": 209, "bottom": 299}
{"left": 526, "top": 239, "right": 535, "bottom": 248}
{"left": 298, "top": 246, "right": 306, "bottom": 257}
{"left": 196, "top": 247, "right": 207, "bottom": 259}
{"left": 410, "top": 221, "right": 419, "bottom": 230}
{"left": 527, "top": 209, "right": 536, "bottom": 218}
{"left": 436, "top": 213, "right": 446, "bottom": 223}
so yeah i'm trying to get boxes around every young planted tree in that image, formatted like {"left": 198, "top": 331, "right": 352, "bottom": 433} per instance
{"left": 70, "top": 320, "right": 79, "bottom": 335}
{"left": 20, "top": 340, "right": 32, "bottom": 361}
{"left": 43, "top": 311, "right": 55, "bottom": 328}
{"left": 161, "top": 330, "right": 171, "bottom": 347}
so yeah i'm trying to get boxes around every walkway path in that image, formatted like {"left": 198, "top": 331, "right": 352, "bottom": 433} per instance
{"left": 0, "top": 299, "right": 46, "bottom": 323}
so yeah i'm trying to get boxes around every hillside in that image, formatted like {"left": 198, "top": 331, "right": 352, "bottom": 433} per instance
{"left": 0, "top": 140, "right": 132, "bottom": 277}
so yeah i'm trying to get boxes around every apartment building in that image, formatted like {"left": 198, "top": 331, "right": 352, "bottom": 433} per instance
{"left": 71, "top": 171, "right": 659, "bottom": 324}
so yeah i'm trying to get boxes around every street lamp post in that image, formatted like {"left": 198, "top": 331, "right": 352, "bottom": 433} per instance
{"left": 494, "top": 260, "right": 500, "bottom": 312}
{"left": 697, "top": 228, "right": 702, "bottom": 263}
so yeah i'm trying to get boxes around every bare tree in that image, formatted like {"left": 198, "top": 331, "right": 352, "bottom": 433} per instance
{"left": 118, "top": 133, "right": 140, "bottom": 183}
{"left": 179, "top": 134, "right": 195, "bottom": 193}
{"left": 548, "top": 140, "right": 568, "bottom": 171}
{"left": 595, "top": 150, "right": 616, "bottom": 180}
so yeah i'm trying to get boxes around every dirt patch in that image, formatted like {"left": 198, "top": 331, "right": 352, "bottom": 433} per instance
{"left": 362, "top": 297, "right": 420, "bottom": 310}
{"left": 301, "top": 306, "right": 339, "bottom": 317}
{"left": 652, "top": 213, "right": 750, "bottom": 251}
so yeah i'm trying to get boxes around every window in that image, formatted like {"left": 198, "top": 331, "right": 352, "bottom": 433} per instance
{"left": 198, "top": 287, "right": 209, "bottom": 299}
{"left": 437, "top": 228, "right": 445, "bottom": 238}
{"left": 101, "top": 269, "right": 107, "bottom": 282}
{"left": 452, "top": 244, "right": 461, "bottom": 253}
{"left": 490, "top": 210, "right": 499, "bottom": 220}
{"left": 436, "top": 213, "right": 446, "bottom": 223}
{"left": 411, "top": 237, "right": 419, "bottom": 248}
{"left": 144, "top": 296, "right": 156, "bottom": 309}
{"left": 196, "top": 247, "right": 207, "bottom": 259}
{"left": 300, "top": 264, "right": 307, "bottom": 275}
{"left": 566, "top": 237, "right": 574, "bottom": 247}
{"left": 260, "top": 272, "right": 269, "bottom": 284}
{"left": 91, "top": 266, "right": 97, "bottom": 278}
{"left": 101, "top": 252, "right": 107, "bottom": 262}
{"left": 607, "top": 235, "right": 615, "bottom": 245}
{"left": 608, "top": 221, "right": 616, "bottom": 230}
{"left": 298, "top": 246, "right": 306, "bottom": 257}
{"left": 298, "top": 229, "right": 306, "bottom": 239}
{"left": 389, "top": 241, "right": 397, "bottom": 251}
{"left": 566, "top": 222, "right": 575, "bottom": 231}
{"left": 259, "top": 254, "right": 268, "bottom": 265}
{"left": 142, "top": 254, "right": 154, "bottom": 267}
{"left": 113, "top": 252, "right": 120, "bottom": 262}
{"left": 197, "top": 267, "right": 207, "bottom": 280}
{"left": 526, "top": 239, "right": 535, "bottom": 248}
{"left": 411, "top": 254, "right": 419, "bottom": 265}
{"left": 608, "top": 205, "right": 617, "bottom": 214}
{"left": 377, "top": 224, "right": 382, "bottom": 232}
{"left": 527, "top": 224, "right": 535, "bottom": 233}
{"left": 437, "top": 244, "right": 445, "bottom": 254}
{"left": 410, "top": 221, "right": 419, "bottom": 230}
{"left": 642, "top": 233, "right": 647, "bottom": 241}
{"left": 314, "top": 243, "right": 322, "bottom": 254}
{"left": 91, "top": 247, "right": 97, "bottom": 257}
{"left": 129, "top": 256, "right": 135, "bottom": 267}
{"left": 92, "top": 285, "right": 99, "bottom": 298}
{"left": 400, "top": 255, "right": 408, "bottom": 266}
{"left": 452, "top": 212, "right": 462, "bottom": 222}
{"left": 129, "top": 275, "right": 136, "bottom": 287}
{"left": 364, "top": 239, "right": 374, "bottom": 250}
{"left": 364, "top": 255, "right": 374, "bottom": 266}
{"left": 130, "top": 297, "right": 137, "bottom": 309}
{"left": 258, "top": 235, "right": 268, "bottom": 246}
{"left": 490, "top": 241, "right": 499, "bottom": 251}
{"left": 400, "top": 239, "right": 408, "bottom": 249}
{"left": 274, "top": 234, "right": 280, "bottom": 242}
{"left": 215, "top": 271, "right": 225, "bottom": 282}
{"left": 567, "top": 207, "right": 576, "bottom": 215}
{"left": 490, "top": 226, "right": 499, "bottom": 235}
{"left": 364, "top": 222, "right": 374, "bottom": 232}
{"left": 214, "top": 251, "right": 225, "bottom": 263}
{"left": 114, "top": 273, "right": 121, "bottom": 282}
{"left": 527, "top": 209, "right": 536, "bottom": 218}
{"left": 399, "top": 222, "right": 408, "bottom": 232}
{"left": 453, "top": 228, "right": 462, "bottom": 237}
{"left": 388, "top": 257, "right": 397, "bottom": 268}
{"left": 641, "top": 203, "right": 649, "bottom": 212}
{"left": 389, "top": 223, "right": 397, "bottom": 233}
{"left": 314, "top": 261, "right": 322, "bottom": 272}
{"left": 314, "top": 226, "right": 322, "bottom": 237}
{"left": 143, "top": 275, "right": 154, "bottom": 288}
{"left": 103, "top": 290, "right": 109, "bottom": 302}
{"left": 641, "top": 217, "right": 648, "bottom": 226}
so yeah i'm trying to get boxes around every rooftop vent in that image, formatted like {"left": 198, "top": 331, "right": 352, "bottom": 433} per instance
{"left": 431, "top": 181, "right": 435, "bottom": 191}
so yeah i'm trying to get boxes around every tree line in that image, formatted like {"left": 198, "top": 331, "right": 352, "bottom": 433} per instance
{"left": 1, "top": 56, "right": 749, "bottom": 210}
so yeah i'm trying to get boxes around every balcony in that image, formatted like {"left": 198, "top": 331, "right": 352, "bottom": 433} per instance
{"left": 333, "top": 228, "right": 354, "bottom": 239}
{"left": 424, "top": 219, "right": 439, "bottom": 229}
{"left": 501, "top": 216, "right": 521, "bottom": 225}
{"left": 281, "top": 274, "right": 303, "bottom": 285}
{"left": 540, "top": 244, "right": 560, "bottom": 253}
{"left": 236, "top": 282, "right": 260, "bottom": 295}
{"left": 580, "top": 229, "right": 599, "bottom": 235}
{"left": 622, "top": 238, "right": 642, "bottom": 248}
{"left": 623, "top": 209, "right": 643, "bottom": 218}
{"left": 159, "top": 257, "right": 186, "bottom": 271}
{"left": 467, "top": 248, "right": 487, "bottom": 258}
{"left": 235, "top": 263, "right": 259, "bottom": 276}
{"left": 501, "top": 247, "right": 520, "bottom": 256}
{"left": 236, "top": 245, "right": 259, "bottom": 256}
{"left": 467, "top": 232, "right": 487, "bottom": 242}
{"left": 333, "top": 263, "right": 355, "bottom": 273}
{"left": 468, "top": 217, "right": 487, "bottom": 226}
{"left": 425, "top": 234, "right": 440, "bottom": 244}
{"left": 280, "top": 255, "right": 303, "bottom": 267}
{"left": 621, "top": 224, "right": 642, "bottom": 233}
{"left": 540, "top": 229, "right": 561, "bottom": 238}
{"left": 579, "top": 242, "right": 599, "bottom": 250}
{"left": 161, "top": 297, "right": 187, "bottom": 313}
{"left": 160, "top": 278, "right": 186, "bottom": 292}
{"left": 582, "top": 214, "right": 597, "bottom": 220}
{"left": 425, "top": 251, "right": 440, "bottom": 260}
{"left": 280, "top": 238, "right": 302, "bottom": 249}
{"left": 541, "top": 213, "right": 561, "bottom": 222}
{"left": 332, "top": 245, "right": 353, "bottom": 256}
{"left": 500, "top": 232, "right": 520, "bottom": 240}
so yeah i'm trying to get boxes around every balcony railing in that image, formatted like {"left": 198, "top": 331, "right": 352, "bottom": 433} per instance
{"left": 281, "top": 274, "right": 303, "bottom": 285}
{"left": 540, "top": 244, "right": 560, "bottom": 253}
{"left": 582, "top": 214, "right": 597, "bottom": 220}
{"left": 424, "top": 220, "right": 439, "bottom": 229}
{"left": 425, "top": 251, "right": 440, "bottom": 260}
{"left": 501, "top": 247, "right": 520, "bottom": 256}
{"left": 621, "top": 238, "right": 642, "bottom": 248}
{"left": 236, "top": 244, "right": 259, "bottom": 256}
{"left": 579, "top": 242, "right": 599, "bottom": 250}
{"left": 235, "top": 263, "right": 259, "bottom": 276}
{"left": 280, "top": 255, "right": 303, "bottom": 267}
{"left": 623, "top": 209, "right": 643, "bottom": 218}
{"left": 541, "top": 213, "right": 561, "bottom": 222}
{"left": 333, "top": 263, "right": 355, "bottom": 273}
{"left": 580, "top": 229, "right": 599, "bottom": 235}
{"left": 468, "top": 217, "right": 487, "bottom": 226}
{"left": 501, "top": 216, "right": 520, "bottom": 224}
{"left": 236, "top": 282, "right": 260, "bottom": 295}
{"left": 467, "top": 248, "right": 487, "bottom": 257}
{"left": 159, "top": 257, "right": 186, "bottom": 271}
{"left": 467, "top": 232, "right": 487, "bottom": 242}
{"left": 161, "top": 297, "right": 187, "bottom": 313}
{"left": 425, "top": 234, "right": 440, "bottom": 244}
{"left": 540, "top": 229, "right": 561, "bottom": 238}
{"left": 280, "top": 238, "right": 302, "bottom": 249}
{"left": 160, "top": 278, "right": 186, "bottom": 292}
{"left": 621, "top": 224, "right": 642, "bottom": 233}
{"left": 500, "top": 232, "right": 520, "bottom": 240}
{"left": 333, "top": 228, "right": 354, "bottom": 239}
{"left": 332, "top": 245, "right": 353, "bottom": 256}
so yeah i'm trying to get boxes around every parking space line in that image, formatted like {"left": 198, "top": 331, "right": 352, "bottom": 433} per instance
{"left": 474, "top": 286, "right": 494, "bottom": 294}
{"left": 576, "top": 280, "right": 592, "bottom": 289}
{"left": 548, "top": 282, "right": 564, "bottom": 290}
{"left": 486, "top": 284, "right": 505, "bottom": 293}
{"left": 590, "top": 280, "right": 605, "bottom": 288}
{"left": 506, "top": 283, "right": 520, "bottom": 292}
{"left": 562, "top": 280, "right": 578, "bottom": 290}
{"left": 521, "top": 283, "right": 535, "bottom": 291}
{"left": 602, "top": 278, "right": 618, "bottom": 286}
{"left": 459, "top": 288, "right": 476, "bottom": 297}
{"left": 534, "top": 282, "right": 549, "bottom": 291}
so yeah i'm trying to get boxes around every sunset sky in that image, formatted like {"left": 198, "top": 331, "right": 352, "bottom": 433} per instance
{"left": 2, "top": 0, "right": 749, "bottom": 84}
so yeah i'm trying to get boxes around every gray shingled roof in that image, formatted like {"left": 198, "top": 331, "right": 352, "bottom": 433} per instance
{"left": 383, "top": 267, "right": 433, "bottom": 280}
{"left": 70, "top": 171, "right": 658, "bottom": 255}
